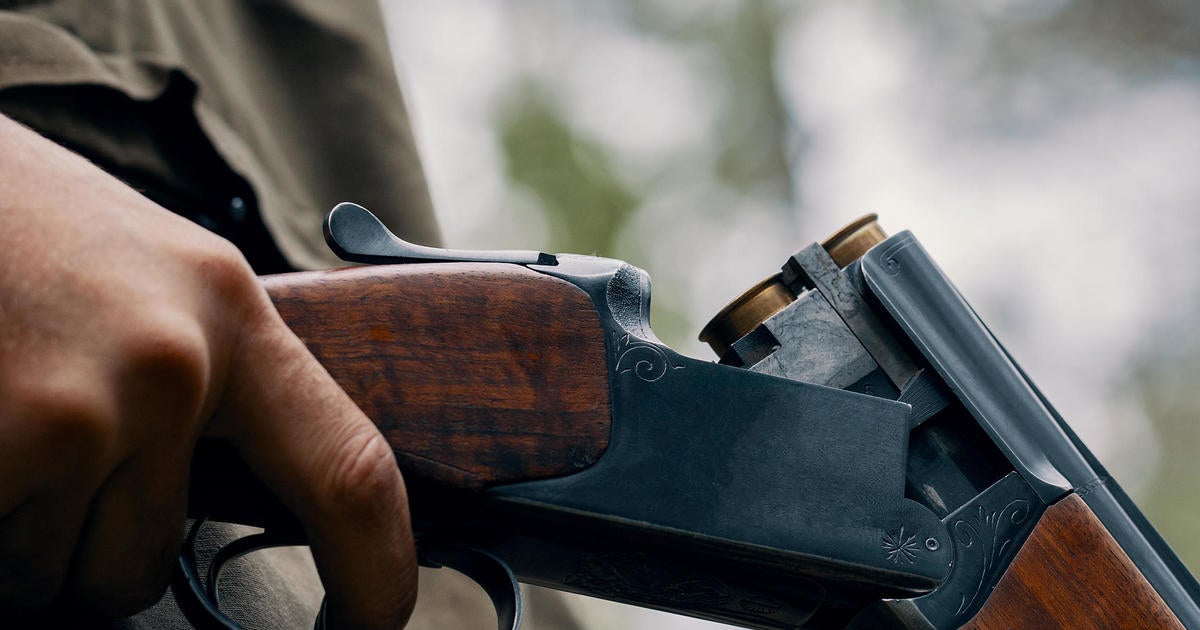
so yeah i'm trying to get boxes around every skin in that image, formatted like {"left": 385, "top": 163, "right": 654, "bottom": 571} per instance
{"left": 0, "top": 114, "right": 417, "bottom": 627}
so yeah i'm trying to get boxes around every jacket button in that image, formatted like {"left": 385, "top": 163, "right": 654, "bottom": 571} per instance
{"left": 229, "top": 196, "right": 248, "bottom": 223}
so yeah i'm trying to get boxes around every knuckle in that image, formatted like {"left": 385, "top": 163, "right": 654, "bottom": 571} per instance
{"left": 11, "top": 377, "right": 116, "bottom": 454}
{"left": 321, "top": 430, "right": 403, "bottom": 515}
{"left": 119, "top": 313, "right": 209, "bottom": 409}
{"left": 192, "top": 239, "right": 264, "bottom": 311}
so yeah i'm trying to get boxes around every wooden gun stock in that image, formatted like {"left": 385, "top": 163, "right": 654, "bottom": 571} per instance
{"left": 263, "top": 263, "right": 612, "bottom": 490}
{"left": 966, "top": 494, "right": 1184, "bottom": 629}
{"left": 189, "top": 262, "right": 613, "bottom": 526}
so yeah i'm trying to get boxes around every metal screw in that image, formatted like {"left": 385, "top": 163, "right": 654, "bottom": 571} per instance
{"left": 925, "top": 538, "right": 940, "bottom": 551}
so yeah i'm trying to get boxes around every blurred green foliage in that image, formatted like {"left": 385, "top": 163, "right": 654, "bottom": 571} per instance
{"left": 1134, "top": 355, "right": 1200, "bottom": 571}
{"left": 493, "top": 0, "right": 796, "bottom": 350}
{"left": 629, "top": 0, "right": 794, "bottom": 201}
{"left": 498, "top": 83, "right": 638, "bottom": 257}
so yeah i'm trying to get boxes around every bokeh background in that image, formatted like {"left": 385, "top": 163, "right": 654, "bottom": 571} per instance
{"left": 383, "top": 1, "right": 1200, "bottom": 627}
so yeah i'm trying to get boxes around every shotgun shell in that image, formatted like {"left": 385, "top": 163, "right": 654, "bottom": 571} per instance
{"left": 699, "top": 214, "right": 888, "bottom": 358}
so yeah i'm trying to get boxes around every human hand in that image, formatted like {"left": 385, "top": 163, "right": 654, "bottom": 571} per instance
{"left": 0, "top": 114, "right": 416, "bottom": 628}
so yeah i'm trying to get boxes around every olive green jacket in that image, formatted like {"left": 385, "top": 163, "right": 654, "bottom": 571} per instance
{"left": 0, "top": 1, "right": 432, "bottom": 627}
{"left": 0, "top": 0, "right": 440, "bottom": 272}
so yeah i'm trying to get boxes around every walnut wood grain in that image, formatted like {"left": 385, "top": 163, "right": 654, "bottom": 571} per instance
{"left": 964, "top": 493, "right": 1184, "bottom": 630}
{"left": 264, "top": 263, "right": 612, "bottom": 490}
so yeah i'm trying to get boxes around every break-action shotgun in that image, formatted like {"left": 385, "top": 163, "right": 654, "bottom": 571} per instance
{"left": 182, "top": 204, "right": 1200, "bottom": 629}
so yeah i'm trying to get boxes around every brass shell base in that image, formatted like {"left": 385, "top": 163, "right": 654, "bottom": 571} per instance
{"left": 699, "top": 214, "right": 888, "bottom": 358}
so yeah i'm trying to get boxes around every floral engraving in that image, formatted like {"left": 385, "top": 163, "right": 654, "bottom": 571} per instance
{"left": 952, "top": 499, "right": 1031, "bottom": 615}
{"left": 614, "top": 333, "right": 683, "bottom": 382}
{"left": 882, "top": 526, "right": 919, "bottom": 564}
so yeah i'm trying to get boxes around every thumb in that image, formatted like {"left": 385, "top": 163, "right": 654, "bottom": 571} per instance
{"left": 209, "top": 308, "right": 417, "bottom": 629}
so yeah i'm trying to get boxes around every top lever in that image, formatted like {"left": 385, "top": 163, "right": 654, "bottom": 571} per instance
{"left": 324, "top": 202, "right": 557, "bottom": 266}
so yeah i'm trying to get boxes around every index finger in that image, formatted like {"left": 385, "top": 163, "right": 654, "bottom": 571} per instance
{"left": 208, "top": 307, "right": 417, "bottom": 630}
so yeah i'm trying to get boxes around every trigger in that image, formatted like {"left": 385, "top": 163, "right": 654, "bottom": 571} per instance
{"left": 419, "top": 546, "right": 523, "bottom": 630}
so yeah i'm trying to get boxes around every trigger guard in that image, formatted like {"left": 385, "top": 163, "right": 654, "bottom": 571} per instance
{"left": 172, "top": 518, "right": 243, "bottom": 630}
{"left": 420, "top": 546, "right": 523, "bottom": 630}
{"left": 172, "top": 518, "right": 317, "bottom": 630}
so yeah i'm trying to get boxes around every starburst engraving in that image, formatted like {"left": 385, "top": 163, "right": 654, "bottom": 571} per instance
{"left": 882, "top": 526, "right": 919, "bottom": 564}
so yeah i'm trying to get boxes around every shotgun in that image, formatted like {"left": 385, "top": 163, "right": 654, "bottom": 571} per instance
{"left": 181, "top": 204, "right": 1200, "bottom": 629}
